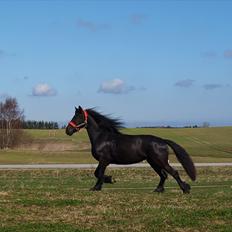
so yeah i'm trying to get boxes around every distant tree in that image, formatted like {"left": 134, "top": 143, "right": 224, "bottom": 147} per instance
{"left": 61, "top": 124, "right": 67, "bottom": 129}
{"left": 0, "top": 97, "right": 24, "bottom": 149}
{"left": 53, "top": 122, "right": 59, "bottom": 129}
{"left": 202, "top": 122, "right": 210, "bottom": 128}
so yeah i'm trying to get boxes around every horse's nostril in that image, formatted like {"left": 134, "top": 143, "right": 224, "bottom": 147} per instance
{"left": 65, "top": 128, "right": 71, "bottom": 136}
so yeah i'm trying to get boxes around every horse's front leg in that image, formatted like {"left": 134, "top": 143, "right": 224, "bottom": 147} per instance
{"left": 93, "top": 161, "right": 115, "bottom": 184}
{"left": 90, "top": 160, "right": 109, "bottom": 191}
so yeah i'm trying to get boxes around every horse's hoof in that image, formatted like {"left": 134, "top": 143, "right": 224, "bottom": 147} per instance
{"left": 90, "top": 186, "right": 102, "bottom": 191}
{"left": 154, "top": 186, "right": 165, "bottom": 193}
{"left": 182, "top": 182, "right": 191, "bottom": 194}
{"left": 104, "top": 176, "right": 115, "bottom": 184}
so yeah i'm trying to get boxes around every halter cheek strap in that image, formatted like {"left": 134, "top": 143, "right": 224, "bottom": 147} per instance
{"left": 68, "top": 110, "right": 88, "bottom": 131}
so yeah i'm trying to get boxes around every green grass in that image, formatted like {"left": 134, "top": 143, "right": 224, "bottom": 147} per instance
{"left": 0, "top": 167, "right": 231, "bottom": 231}
{"left": 0, "top": 128, "right": 231, "bottom": 231}
{"left": 0, "top": 127, "right": 232, "bottom": 164}
{"left": 0, "top": 223, "right": 92, "bottom": 232}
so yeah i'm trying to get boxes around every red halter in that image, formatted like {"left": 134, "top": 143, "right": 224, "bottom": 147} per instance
{"left": 68, "top": 110, "right": 88, "bottom": 131}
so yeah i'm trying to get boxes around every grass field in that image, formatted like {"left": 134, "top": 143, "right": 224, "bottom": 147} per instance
{"left": 0, "top": 167, "right": 231, "bottom": 231}
{"left": 0, "top": 128, "right": 232, "bottom": 231}
{"left": 0, "top": 127, "right": 232, "bottom": 164}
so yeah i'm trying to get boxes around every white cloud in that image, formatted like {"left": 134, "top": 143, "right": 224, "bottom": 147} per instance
{"left": 32, "top": 83, "right": 57, "bottom": 96}
{"left": 175, "top": 79, "right": 195, "bottom": 88}
{"left": 98, "top": 79, "right": 135, "bottom": 94}
{"left": 203, "top": 84, "right": 222, "bottom": 90}
{"left": 77, "top": 18, "right": 110, "bottom": 32}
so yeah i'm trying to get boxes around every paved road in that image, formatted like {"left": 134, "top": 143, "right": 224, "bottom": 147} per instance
{"left": 0, "top": 163, "right": 232, "bottom": 170}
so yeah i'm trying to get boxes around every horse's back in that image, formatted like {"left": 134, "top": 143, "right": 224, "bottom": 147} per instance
{"left": 110, "top": 133, "right": 168, "bottom": 165}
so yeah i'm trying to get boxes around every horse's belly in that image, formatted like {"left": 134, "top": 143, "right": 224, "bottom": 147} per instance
{"left": 112, "top": 151, "right": 146, "bottom": 164}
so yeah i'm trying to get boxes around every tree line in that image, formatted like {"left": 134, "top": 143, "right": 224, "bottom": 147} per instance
{"left": 22, "top": 120, "right": 59, "bottom": 129}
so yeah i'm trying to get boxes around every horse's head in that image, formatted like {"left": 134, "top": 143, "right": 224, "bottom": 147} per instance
{"left": 66, "top": 106, "right": 88, "bottom": 136}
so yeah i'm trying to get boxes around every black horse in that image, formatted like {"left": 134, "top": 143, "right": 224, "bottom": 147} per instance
{"left": 66, "top": 106, "right": 196, "bottom": 193}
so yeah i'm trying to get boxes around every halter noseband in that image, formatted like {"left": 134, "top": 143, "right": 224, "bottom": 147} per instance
{"left": 68, "top": 110, "right": 88, "bottom": 131}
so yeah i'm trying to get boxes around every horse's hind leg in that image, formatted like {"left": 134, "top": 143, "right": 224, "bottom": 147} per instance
{"left": 164, "top": 164, "right": 191, "bottom": 194}
{"left": 147, "top": 158, "right": 167, "bottom": 193}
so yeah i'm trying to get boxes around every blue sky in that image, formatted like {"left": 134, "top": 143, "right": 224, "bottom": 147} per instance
{"left": 0, "top": 1, "right": 232, "bottom": 126}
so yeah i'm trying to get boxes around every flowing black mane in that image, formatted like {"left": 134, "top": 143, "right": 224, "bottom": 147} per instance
{"left": 87, "top": 108, "right": 123, "bottom": 133}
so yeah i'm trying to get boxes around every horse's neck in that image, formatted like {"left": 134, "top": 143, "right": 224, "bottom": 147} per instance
{"left": 86, "top": 115, "right": 101, "bottom": 145}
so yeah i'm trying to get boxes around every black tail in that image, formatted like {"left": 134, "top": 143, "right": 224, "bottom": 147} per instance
{"left": 165, "top": 139, "right": 196, "bottom": 181}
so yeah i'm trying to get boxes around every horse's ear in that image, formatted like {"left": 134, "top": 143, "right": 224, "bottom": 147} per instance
{"left": 75, "top": 106, "right": 80, "bottom": 114}
{"left": 78, "top": 105, "right": 83, "bottom": 112}
{"left": 75, "top": 106, "right": 83, "bottom": 114}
